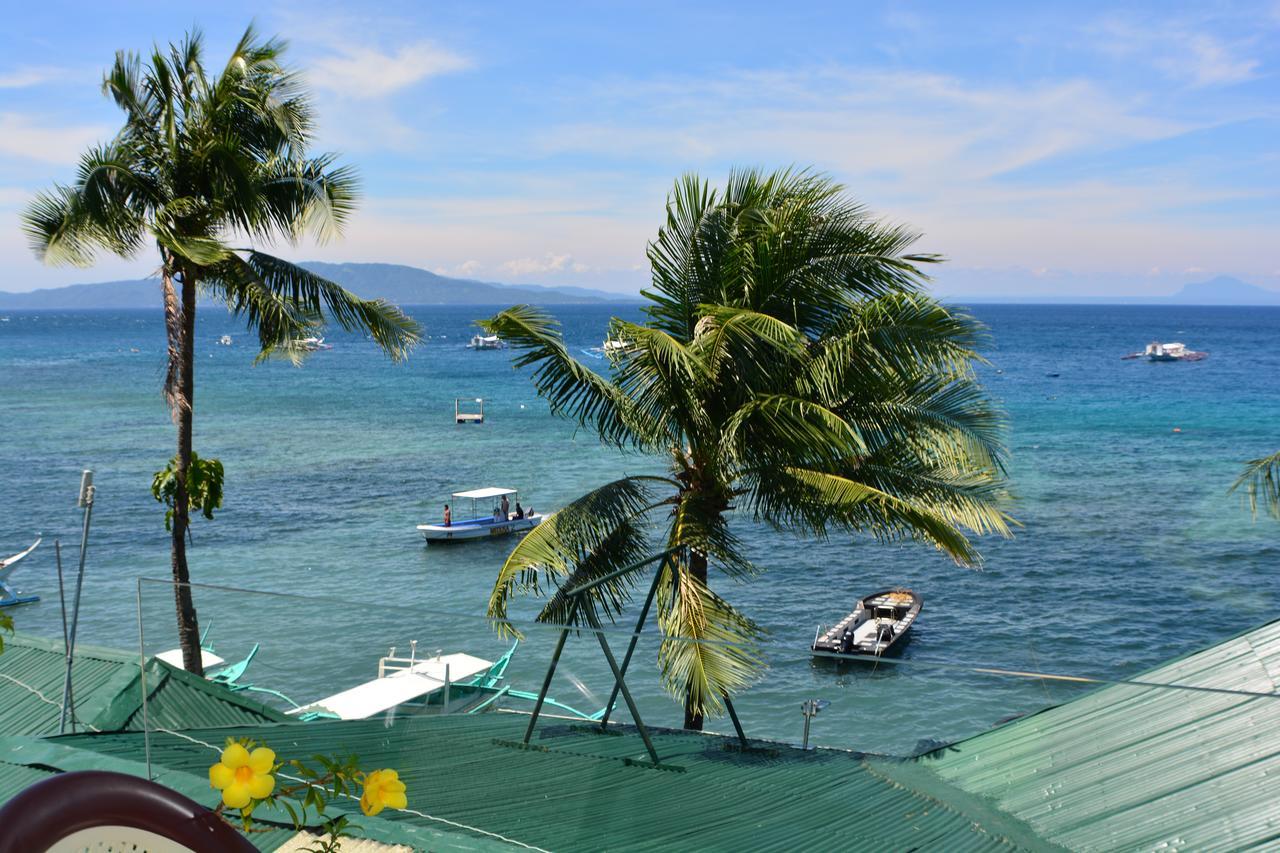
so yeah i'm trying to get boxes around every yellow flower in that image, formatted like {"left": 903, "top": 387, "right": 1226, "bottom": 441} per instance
{"left": 360, "top": 769, "right": 407, "bottom": 816}
{"left": 209, "top": 742, "right": 276, "bottom": 810}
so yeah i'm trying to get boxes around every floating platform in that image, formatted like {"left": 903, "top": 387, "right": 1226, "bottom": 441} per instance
{"left": 455, "top": 397, "right": 485, "bottom": 423}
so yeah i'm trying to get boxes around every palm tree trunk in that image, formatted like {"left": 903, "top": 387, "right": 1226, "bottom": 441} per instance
{"left": 170, "top": 269, "right": 203, "bottom": 675}
{"left": 682, "top": 548, "right": 708, "bottom": 731}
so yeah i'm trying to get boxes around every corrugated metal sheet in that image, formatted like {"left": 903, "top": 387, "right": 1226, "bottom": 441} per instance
{"left": 0, "top": 632, "right": 290, "bottom": 734}
{"left": 920, "top": 617, "right": 1280, "bottom": 851}
{"left": 60, "top": 713, "right": 1049, "bottom": 851}
{"left": 0, "top": 634, "right": 137, "bottom": 735}
{"left": 0, "top": 736, "right": 509, "bottom": 852}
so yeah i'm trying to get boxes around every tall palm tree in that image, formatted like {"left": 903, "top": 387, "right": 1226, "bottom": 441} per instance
{"left": 1231, "top": 451, "right": 1280, "bottom": 521}
{"left": 485, "top": 169, "right": 1012, "bottom": 729}
{"left": 22, "top": 27, "right": 421, "bottom": 674}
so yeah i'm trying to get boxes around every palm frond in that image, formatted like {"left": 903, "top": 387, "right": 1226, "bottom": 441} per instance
{"left": 481, "top": 305, "right": 642, "bottom": 447}
{"left": 655, "top": 555, "right": 764, "bottom": 719}
{"left": 486, "top": 476, "right": 676, "bottom": 633}
{"left": 223, "top": 252, "right": 420, "bottom": 361}
{"left": 1230, "top": 450, "right": 1280, "bottom": 521}
{"left": 748, "top": 465, "right": 1010, "bottom": 566}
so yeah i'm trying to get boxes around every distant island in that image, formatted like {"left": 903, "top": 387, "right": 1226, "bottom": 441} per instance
{"left": 948, "top": 276, "right": 1280, "bottom": 306}
{"left": 0, "top": 261, "right": 644, "bottom": 309}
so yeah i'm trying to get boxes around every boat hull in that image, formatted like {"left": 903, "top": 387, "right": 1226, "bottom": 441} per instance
{"left": 418, "top": 514, "right": 542, "bottom": 543}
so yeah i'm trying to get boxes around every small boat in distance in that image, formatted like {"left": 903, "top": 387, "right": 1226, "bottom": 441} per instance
{"left": 1122, "top": 341, "right": 1207, "bottom": 362}
{"left": 468, "top": 334, "right": 506, "bottom": 350}
{"left": 417, "top": 487, "right": 543, "bottom": 543}
{"left": 217, "top": 334, "right": 232, "bottom": 346}
{"left": 812, "top": 589, "right": 921, "bottom": 659}
{"left": 299, "top": 336, "right": 333, "bottom": 351}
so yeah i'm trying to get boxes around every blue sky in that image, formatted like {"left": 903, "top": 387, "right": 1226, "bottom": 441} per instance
{"left": 1, "top": 0, "right": 1277, "bottom": 296}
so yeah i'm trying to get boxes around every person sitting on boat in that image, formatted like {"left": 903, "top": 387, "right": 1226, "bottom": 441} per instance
{"left": 493, "top": 505, "right": 503, "bottom": 522}
{"left": 443, "top": 504, "right": 451, "bottom": 527}
{"left": 500, "top": 494, "right": 510, "bottom": 520}
{"left": 513, "top": 502, "right": 524, "bottom": 519}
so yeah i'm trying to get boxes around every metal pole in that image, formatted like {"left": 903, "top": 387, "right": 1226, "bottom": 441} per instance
{"left": 442, "top": 663, "right": 451, "bottom": 715}
{"left": 59, "top": 470, "right": 94, "bottom": 734}
{"left": 723, "top": 694, "right": 748, "bottom": 747}
{"left": 585, "top": 609, "right": 661, "bottom": 766}
{"left": 600, "top": 564, "right": 665, "bottom": 727}
{"left": 523, "top": 599, "right": 578, "bottom": 746}
{"left": 136, "top": 579, "right": 152, "bottom": 780}
{"left": 54, "top": 541, "right": 68, "bottom": 659}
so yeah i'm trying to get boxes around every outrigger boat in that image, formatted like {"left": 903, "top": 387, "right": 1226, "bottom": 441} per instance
{"left": 417, "top": 487, "right": 543, "bottom": 543}
{"left": 0, "top": 538, "right": 41, "bottom": 607}
{"left": 1122, "top": 341, "right": 1207, "bottom": 362}
{"left": 192, "top": 638, "right": 605, "bottom": 722}
{"left": 812, "top": 589, "right": 922, "bottom": 659}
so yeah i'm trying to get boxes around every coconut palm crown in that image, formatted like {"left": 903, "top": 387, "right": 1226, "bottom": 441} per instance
{"left": 484, "top": 168, "right": 1012, "bottom": 729}
{"left": 21, "top": 27, "right": 421, "bottom": 674}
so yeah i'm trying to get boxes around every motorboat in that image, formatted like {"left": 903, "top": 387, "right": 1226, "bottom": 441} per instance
{"left": 217, "top": 335, "right": 232, "bottom": 346}
{"left": 811, "top": 589, "right": 921, "bottom": 659}
{"left": 299, "top": 336, "right": 333, "bottom": 351}
{"left": 1122, "top": 341, "right": 1207, "bottom": 362}
{"left": 417, "top": 487, "right": 543, "bottom": 543}
{"left": 467, "top": 334, "right": 506, "bottom": 350}
{"left": 0, "top": 538, "right": 41, "bottom": 607}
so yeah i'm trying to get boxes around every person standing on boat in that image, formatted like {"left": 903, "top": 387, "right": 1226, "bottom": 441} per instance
{"left": 500, "top": 494, "right": 510, "bottom": 520}
{"left": 443, "top": 504, "right": 451, "bottom": 527}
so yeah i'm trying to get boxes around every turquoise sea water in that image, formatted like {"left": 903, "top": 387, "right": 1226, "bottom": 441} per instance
{"left": 1, "top": 303, "right": 1277, "bottom": 753}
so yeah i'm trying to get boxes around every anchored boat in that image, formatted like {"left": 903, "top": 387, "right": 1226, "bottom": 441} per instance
{"left": 812, "top": 589, "right": 922, "bottom": 659}
{"left": 1122, "top": 341, "right": 1207, "bottom": 362}
{"left": 417, "top": 487, "right": 543, "bottom": 543}
{"left": 467, "top": 334, "right": 505, "bottom": 350}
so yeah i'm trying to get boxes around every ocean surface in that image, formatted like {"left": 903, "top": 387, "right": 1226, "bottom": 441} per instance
{"left": 2, "top": 302, "right": 1278, "bottom": 754}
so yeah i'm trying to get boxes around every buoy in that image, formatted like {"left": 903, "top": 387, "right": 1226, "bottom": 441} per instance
{"left": 1173, "top": 428, "right": 1182, "bottom": 433}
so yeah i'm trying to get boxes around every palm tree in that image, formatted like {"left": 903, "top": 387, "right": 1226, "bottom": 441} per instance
{"left": 1231, "top": 451, "right": 1280, "bottom": 521}
{"left": 485, "top": 168, "right": 1011, "bottom": 730}
{"left": 21, "top": 27, "right": 421, "bottom": 674}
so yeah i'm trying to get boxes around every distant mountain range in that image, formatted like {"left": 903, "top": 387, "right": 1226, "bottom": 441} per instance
{"left": 3, "top": 267, "right": 1277, "bottom": 309}
{"left": 0, "top": 261, "right": 643, "bottom": 309}
{"left": 950, "top": 276, "right": 1280, "bottom": 306}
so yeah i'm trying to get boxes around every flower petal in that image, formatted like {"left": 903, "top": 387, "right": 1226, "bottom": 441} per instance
{"left": 384, "top": 791, "right": 407, "bottom": 810}
{"left": 209, "top": 762, "right": 234, "bottom": 790}
{"left": 222, "top": 782, "right": 251, "bottom": 810}
{"left": 248, "top": 772, "right": 275, "bottom": 800}
{"left": 248, "top": 747, "right": 275, "bottom": 774}
{"left": 361, "top": 793, "right": 382, "bottom": 817}
{"left": 221, "top": 742, "right": 250, "bottom": 769}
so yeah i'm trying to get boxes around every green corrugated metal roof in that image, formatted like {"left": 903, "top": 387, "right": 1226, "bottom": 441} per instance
{"left": 57, "top": 713, "right": 1049, "bottom": 851}
{"left": 0, "top": 736, "right": 512, "bottom": 851}
{"left": 919, "top": 616, "right": 1280, "bottom": 851}
{"left": 0, "top": 632, "right": 290, "bottom": 734}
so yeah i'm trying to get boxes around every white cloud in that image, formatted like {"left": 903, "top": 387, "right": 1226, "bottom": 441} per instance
{"left": 455, "top": 259, "right": 481, "bottom": 276}
{"left": 501, "top": 253, "right": 576, "bottom": 277}
{"left": 308, "top": 41, "right": 469, "bottom": 98}
{"left": 0, "top": 113, "right": 109, "bottom": 165}
{"left": 0, "top": 66, "right": 70, "bottom": 88}
{"left": 1091, "top": 18, "right": 1261, "bottom": 87}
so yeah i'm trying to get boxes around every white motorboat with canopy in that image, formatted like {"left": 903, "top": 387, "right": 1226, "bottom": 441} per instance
{"left": 417, "top": 486, "right": 543, "bottom": 543}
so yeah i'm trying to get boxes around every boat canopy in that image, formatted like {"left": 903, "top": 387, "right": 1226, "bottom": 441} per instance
{"left": 452, "top": 486, "right": 518, "bottom": 500}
